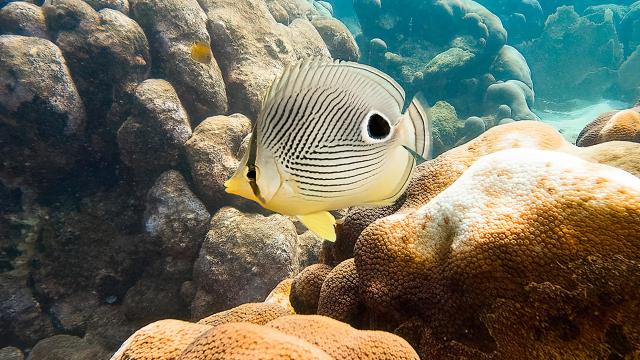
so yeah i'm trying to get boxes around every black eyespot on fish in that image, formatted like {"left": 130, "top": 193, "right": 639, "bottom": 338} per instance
{"left": 247, "top": 168, "right": 257, "bottom": 180}
{"left": 367, "top": 113, "right": 391, "bottom": 139}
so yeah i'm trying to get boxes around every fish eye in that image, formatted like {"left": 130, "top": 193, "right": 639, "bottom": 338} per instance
{"left": 246, "top": 168, "right": 257, "bottom": 180}
{"left": 367, "top": 113, "right": 391, "bottom": 140}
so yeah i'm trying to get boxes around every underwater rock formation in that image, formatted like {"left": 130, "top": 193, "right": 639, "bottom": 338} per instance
{"left": 117, "top": 79, "right": 193, "bottom": 182}
{"left": 129, "top": 0, "right": 228, "bottom": 121}
{"left": 474, "top": 0, "right": 544, "bottom": 44}
{"left": 576, "top": 103, "right": 640, "bottom": 146}
{"left": 0, "top": 2, "right": 48, "bottom": 38}
{"left": 0, "top": 35, "right": 85, "bottom": 190}
{"left": 521, "top": 6, "right": 624, "bottom": 103}
{"left": 352, "top": 0, "right": 537, "bottom": 122}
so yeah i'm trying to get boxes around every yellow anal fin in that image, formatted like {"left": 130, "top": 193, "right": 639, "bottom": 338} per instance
{"left": 297, "top": 211, "right": 336, "bottom": 242}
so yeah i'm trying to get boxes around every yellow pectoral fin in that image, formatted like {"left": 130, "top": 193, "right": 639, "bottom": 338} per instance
{"left": 297, "top": 211, "right": 336, "bottom": 242}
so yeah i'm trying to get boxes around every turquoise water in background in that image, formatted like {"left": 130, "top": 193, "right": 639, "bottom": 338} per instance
{"left": 326, "top": 0, "right": 639, "bottom": 142}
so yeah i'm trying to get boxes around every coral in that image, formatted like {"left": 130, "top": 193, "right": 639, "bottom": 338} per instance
{"left": 113, "top": 313, "right": 418, "bottom": 359}
{"left": 116, "top": 80, "right": 192, "bottom": 181}
{"left": 129, "top": 0, "right": 228, "bottom": 121}
{"left": 474, "top": 0, "right": 544, "bottom": 44}
{"left": 290, "top": 264, "right": 333, "bottom": 314}
{"left": 352, "top": 0, "right": 536, "bottom": 119}
{"left": 0, "top": 35, "right": 85, "bottom": 189}
{"left": 0, "top": 347, "right": 23, "bottom": 360}
{"left": 110, "top": 319, "right": 212, "bottom": 360}
{"left": 576, "top": 105, "right": 640, "bottom": 146}
{"left": 618, "top": 45, "right": 640, "bottom": 99}
{"left": 198, "top": 302, "right": 290, "bottom": 327}
{"left": 198, "top": 0, "right": 331, "bottom": 117}
{"left": 316, "top": 259, "right": 363, "bottom": 325}
{"left": 483, "top": 80, "right": 538, "bottom": 121}
{"left": 428, "top": 101, "right": 461, "bottom": 156}
{"left": 311, "top": 16, "right": 360, "bottom": 61}
{"left": 185, "top": 114, "right": 252, "bottom": 209}
{"left": 264, "top": 278, "right": 296, "bottom": 313}
{"left": 349, "top": 148, "right": 640, "bottom": 358}
{"left": 327, "top": 121, "right": 640, "bottom": 290}
{"left": 520, "top": 5, "right": 624, "bottom": 102}
{"left": 0, "top": 2, "right": 48, "bottom": 38}
{"left": 267, "top": 315, "right": 420, "bottom": 359}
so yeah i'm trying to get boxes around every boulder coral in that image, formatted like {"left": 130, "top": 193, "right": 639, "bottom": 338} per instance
{"left": 331, "top": 121, "right": 640, "bottom": 259}
{"left": 576, "top": 104, "right": 640, "bottom": 146}
{"left": 288, "top": 121, "right": 640, "bottom": 359}
{"left": 352, "top": 0, "right": 536, "bottom": 120}
{"left": 111, "top": 309, "right": 419, "bottom": 360}
{"left": 349, "top": 148, "right": 640, "bottom": 358}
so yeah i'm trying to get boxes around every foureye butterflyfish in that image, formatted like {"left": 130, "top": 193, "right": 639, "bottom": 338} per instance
{"left": 225, "top": 59, "right": 431, "bottom": 241}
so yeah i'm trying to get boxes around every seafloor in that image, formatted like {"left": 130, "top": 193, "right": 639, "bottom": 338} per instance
{"left": 0, "top": 0, "right": 639, "bottom": 359}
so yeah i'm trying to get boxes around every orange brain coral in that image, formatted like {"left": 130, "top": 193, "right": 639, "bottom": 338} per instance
{"left": 111, "top": 307, "right": 419, "bottom": 359}
{"left": 577, "top": 106, "right": 640, "bottom": 147}
{"left": 333, "top": 120, "right": 640, "bottom": 260}
{"left": 351, "top": 148, "right": 640, "bottom": 358}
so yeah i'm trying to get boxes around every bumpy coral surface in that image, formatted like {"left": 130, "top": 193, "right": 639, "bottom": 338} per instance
{"left": 111, "top": 304, "right": 418, "bottom": 359}
{"left": 576, "top": 104, "right": 640, "bottom": 146}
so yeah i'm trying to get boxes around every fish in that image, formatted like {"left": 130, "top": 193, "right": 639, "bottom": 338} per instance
{"left": 190, "top": 41, "right": 212, "bottom": 64}
{"left": 225, "top": 59, "right": 431, "bottom": 241}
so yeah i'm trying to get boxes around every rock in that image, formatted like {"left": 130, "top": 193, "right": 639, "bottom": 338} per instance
{"left": 429, "top": 100, "right": 461, "bottom": 156}
{"left": 0, "top": 35, "right": 85, "bottom": 189}
{"left": 0, "top": 275, "right": 54, "bottom": 347}
{"left": 0, "top": 2, "right": 48, "bottom": 39}
{"left": 297, "top": 230, "right": 324, "bottom": 268}
{"left": 199, "top": 0, "right": 331, "bottom": 117}
{"left": 484, "top": 80, "right": 538, "bottom": 121}
{"left": 144, "top": 170, "right": 210, "bottom": 263}
{"left": 0, "top": 347, "right": 23, "bottom": 360}
{"left": 310, "top": 16, "right": 359, "bottom": 61}
{"left": 122, "top": 277, "right": 186, "bottom": 322}
{"left": 28, "top": 335, "right": 109, "bottom": 360}
{"left": 43, "top": 0, "right": 150, "bottom": 131}
{"left": 49, "top": 292, "right": 99, "bottom": 335}
{"left": 130, "top": 0, "right": 228, "bottom": 121}
{"left": 191, "top": 207, "right": 299, "bottom": 317}
{"left": 490, "top": 45, "right": 533, "bottom": 90}
{"left": 521, "top": 5, "right": 623, "bottom": 102}
{"left": 84, "top": 0, "right": 130, "bottom": 15}
{"left": 185, "top": 114, "right": 252, "bottom": 209}
{"left": 83, "top": 305, "right": 137, "bottom": 354}
{"left": 576, "top": 104, "right": 640, "bottom": 146}
{"left": 117, "top": 80, "right": 192, "bottom": 181}
{"left": 112, "top": 315, "right": 419, "bottom": 359}
{"left": 618, "top": 45, "right": 640, "bottom": 98}
{"left": 30, "top": 186, "right": 148, "bottom": 303}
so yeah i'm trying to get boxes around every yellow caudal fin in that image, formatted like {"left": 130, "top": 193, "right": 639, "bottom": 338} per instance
{"left": 297, "top": 211, "right": 336, "bottom": 242}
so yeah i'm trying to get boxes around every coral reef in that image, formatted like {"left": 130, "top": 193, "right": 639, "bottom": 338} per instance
{"left": 0, "top": 0, "right": 357, "bottom": 357}
{"left": 111, "top": 302, "right": 419, "bottom": 360}
{"left": 352, "top": 0, "right": 537, "bottom": 124}
{"left": 576, "top": 103, "right": 640, "bottom": 146}
{"left": 291, "top": 122, "right": 640, "bottom": 358}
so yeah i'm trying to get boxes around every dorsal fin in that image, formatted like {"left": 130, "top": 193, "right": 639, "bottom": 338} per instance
{"left": 258, "top": 59, "right": 407, "bottom": 128}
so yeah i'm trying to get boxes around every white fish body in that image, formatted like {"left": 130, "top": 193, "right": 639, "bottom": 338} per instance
{"left": 225, "top": 59, "right": 431, "bottom": 240}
